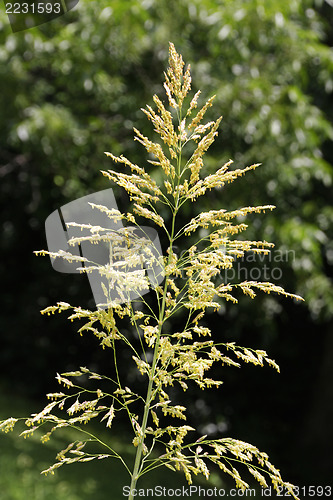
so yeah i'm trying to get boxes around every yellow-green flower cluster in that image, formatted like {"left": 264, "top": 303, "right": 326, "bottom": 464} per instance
{"left": 0, "top": 43, "right": 303, "bottom": 500}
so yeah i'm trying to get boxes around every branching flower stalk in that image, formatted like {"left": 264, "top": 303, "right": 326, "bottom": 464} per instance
{"left": 1, "top": 44, "right": 303, "bottom": 499}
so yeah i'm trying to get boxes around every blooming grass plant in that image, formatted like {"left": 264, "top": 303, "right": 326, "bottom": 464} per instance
{"left": 1, "top": 44, "right": 303, "bottom": 500}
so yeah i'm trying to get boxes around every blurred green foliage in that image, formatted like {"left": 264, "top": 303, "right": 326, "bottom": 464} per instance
{"left": 0, "top": 0, "right": 332, "bottom": 491}
{"left": 1, "top": 0, "right": 332, "bottom": 316}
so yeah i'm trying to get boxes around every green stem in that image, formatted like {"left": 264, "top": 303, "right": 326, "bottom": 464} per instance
{"left": 128, "top": 101, "right": 183, "bottom": 500}
{"left": 128, "top": 214, "right": 176, "bottom": 500}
